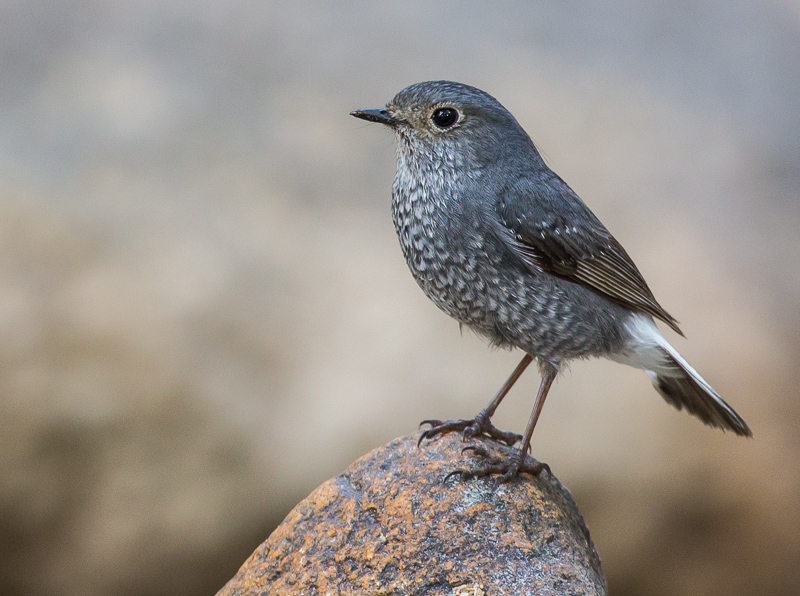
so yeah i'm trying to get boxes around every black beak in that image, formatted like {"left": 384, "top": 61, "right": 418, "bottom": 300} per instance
{"left": 350, "top": 108, "right": 399, "bottom": 127}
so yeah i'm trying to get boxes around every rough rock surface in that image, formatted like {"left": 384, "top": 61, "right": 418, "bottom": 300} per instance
{"left": 218, "top": 433, "right": 606, "bottom": 595}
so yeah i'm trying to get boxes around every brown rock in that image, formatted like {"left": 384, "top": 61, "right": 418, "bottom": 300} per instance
{"left": 218, "top": 433, "right": 606, "bottom": 595}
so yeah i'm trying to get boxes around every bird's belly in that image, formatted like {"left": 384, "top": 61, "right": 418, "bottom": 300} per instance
{"left": 404, "top": 239, "right": 488, "bottom": 327}
{"left": 398, "top": 224, "right": 528, "bottom": 346}
{"left": 398, "top": 225, "right": 625, "bottom": 361}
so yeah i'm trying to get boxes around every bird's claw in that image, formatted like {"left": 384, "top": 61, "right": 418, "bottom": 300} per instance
{"left": 443, "top": 444, "right": 550, "bottom": 485}
{"left": 418, "top": 417, "right": 521, "bottom": 447}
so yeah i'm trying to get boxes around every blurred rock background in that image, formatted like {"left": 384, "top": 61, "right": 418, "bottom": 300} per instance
{"left": 1, "top": 1, "right": 798, "bottom": 595}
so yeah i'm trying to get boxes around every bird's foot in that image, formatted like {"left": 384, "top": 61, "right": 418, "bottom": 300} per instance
{"left": 444, "top": 445, "right": 550, "bottom": 485}
{"left": 418, "top": 416, "right": 522, "bottom": 447}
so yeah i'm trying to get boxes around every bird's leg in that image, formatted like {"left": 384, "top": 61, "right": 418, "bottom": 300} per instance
{"left": 447, "top": 361, "right": 557, "bottom": 483}
{"left": 419, "top": 353, "right": 533, "bottom": 447}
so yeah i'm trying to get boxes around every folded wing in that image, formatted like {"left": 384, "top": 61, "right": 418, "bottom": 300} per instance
{"left": 495, "top": 175, "right": 683, "bottom": 335}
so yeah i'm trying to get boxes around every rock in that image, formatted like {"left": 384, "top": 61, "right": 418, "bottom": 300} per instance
{"left": 217, "top": 433, "right": 606, "bottom": 595}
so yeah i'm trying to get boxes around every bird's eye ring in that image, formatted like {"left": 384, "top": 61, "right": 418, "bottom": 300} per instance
{"left": 431, "top": 107, "right": 459, "bottom": 129}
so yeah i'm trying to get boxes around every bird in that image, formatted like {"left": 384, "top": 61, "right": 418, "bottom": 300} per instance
{"left": 351, "top": 80, "right": 751, "bottom": 482}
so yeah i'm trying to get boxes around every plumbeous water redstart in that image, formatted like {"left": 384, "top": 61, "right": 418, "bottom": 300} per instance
{"left": 351, "top": 81, "right": 750, "bottom": 481}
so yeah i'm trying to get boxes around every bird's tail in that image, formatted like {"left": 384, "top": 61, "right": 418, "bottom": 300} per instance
{"left": 610, "top": 315, "right": 752, "bottom": 437}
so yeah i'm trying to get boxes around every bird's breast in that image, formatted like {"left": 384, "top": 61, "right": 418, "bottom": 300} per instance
{"left": 391, "top": 170, "right": 491, "bottom": 326}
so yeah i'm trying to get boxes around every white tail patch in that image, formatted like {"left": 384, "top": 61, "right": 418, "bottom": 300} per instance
{"left": 609, "top": 314, "right": 743, "bottom": 425}
{"left": 607, "top": 313, "right": 680, "bottom": 375}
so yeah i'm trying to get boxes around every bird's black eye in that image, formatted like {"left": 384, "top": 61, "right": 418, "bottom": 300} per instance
{"left": 431, "top": 107, "right": 459, "bottom": 129}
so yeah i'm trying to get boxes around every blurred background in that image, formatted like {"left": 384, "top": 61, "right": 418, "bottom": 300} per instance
{"left": 1, "top": 1, "right": 799, "bottom": 594}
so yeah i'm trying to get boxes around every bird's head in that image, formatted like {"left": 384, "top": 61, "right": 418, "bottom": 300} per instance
{"left": 351, "top": 80, "right": 538, "bottom": 167}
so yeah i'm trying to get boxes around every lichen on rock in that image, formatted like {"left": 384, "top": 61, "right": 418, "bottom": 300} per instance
{"left": 218, "top": 433, "right": 606, "bottom": 595}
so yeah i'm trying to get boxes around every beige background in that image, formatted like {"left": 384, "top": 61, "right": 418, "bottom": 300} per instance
{"left": 1, "top": 2, "right": 799, "bottom": 595}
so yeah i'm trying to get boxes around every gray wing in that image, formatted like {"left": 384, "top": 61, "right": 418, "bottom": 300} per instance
{"left": 495, "top": 176, "right": 683, "bottom": 335}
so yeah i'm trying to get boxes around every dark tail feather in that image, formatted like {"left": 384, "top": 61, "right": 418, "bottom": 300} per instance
{"left": 648, "top": 353, "right": 752, "bottom": 437}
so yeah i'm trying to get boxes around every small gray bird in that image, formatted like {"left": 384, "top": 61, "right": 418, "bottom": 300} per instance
{"left": 351, "top": 81, "right": 750, "bottom": 482}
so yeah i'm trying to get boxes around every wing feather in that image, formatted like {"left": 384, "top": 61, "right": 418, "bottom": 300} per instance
{"left": 497, "top": 178, "right": 683, "bottom": 335}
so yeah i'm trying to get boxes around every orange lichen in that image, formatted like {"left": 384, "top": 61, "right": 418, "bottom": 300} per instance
{"left": 217, "top": 433, "right": 606, "bottom": 595}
